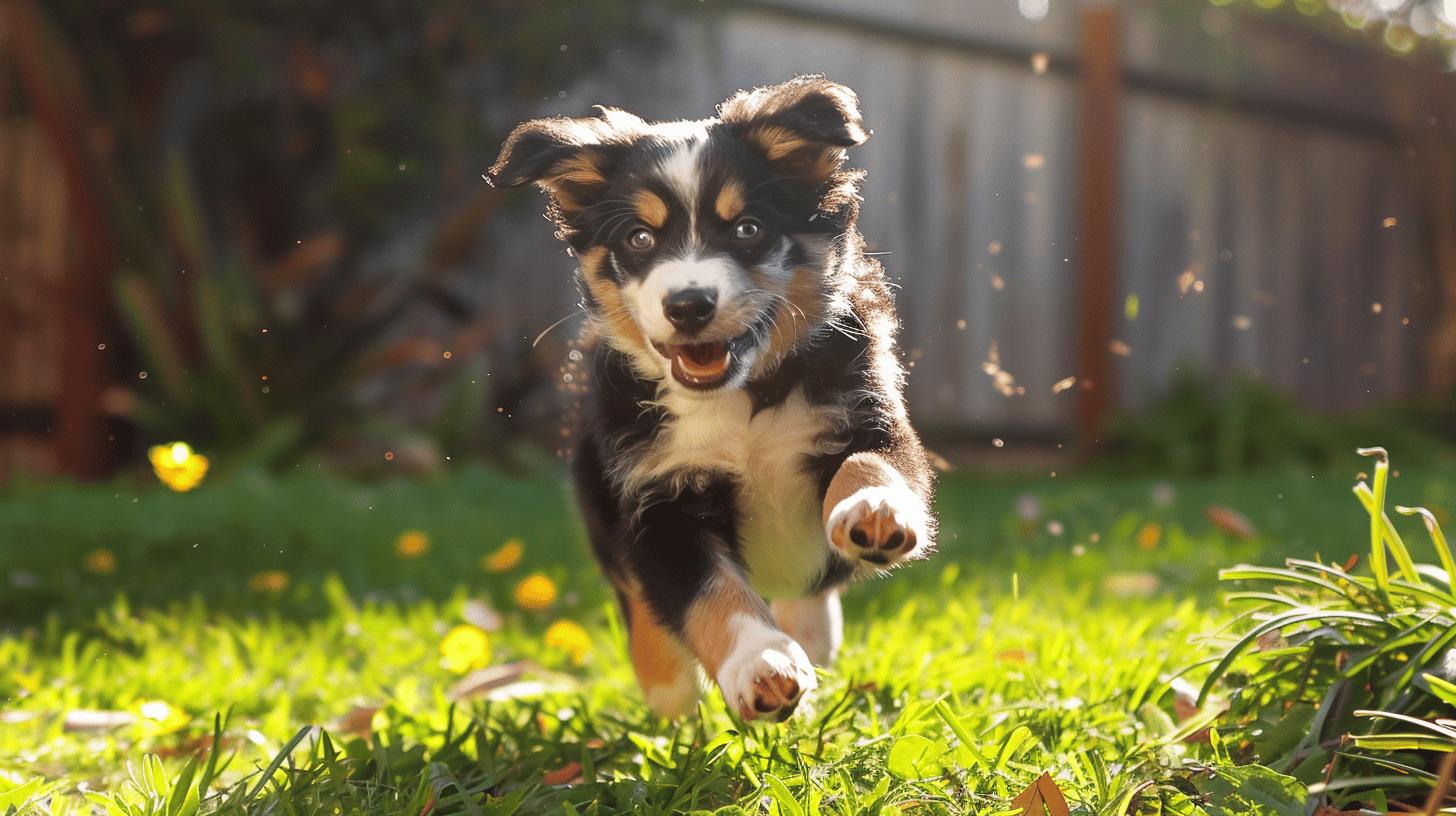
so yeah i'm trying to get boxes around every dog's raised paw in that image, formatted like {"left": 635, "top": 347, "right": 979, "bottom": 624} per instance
{"left": 827, "top": 485, "right": 926, "bottom": 566}
{"left": 717, "top": 633, "right": 816, "bottom": 722}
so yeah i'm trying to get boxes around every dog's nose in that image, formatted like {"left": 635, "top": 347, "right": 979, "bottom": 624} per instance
{"left": 662, "top": 288, "right": 718, "bottom": 334}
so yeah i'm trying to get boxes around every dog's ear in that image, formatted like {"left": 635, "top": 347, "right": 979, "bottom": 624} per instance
{"left": 486, "top": 108, "right": 645, "bottom": 212}
{"left": 719, "top": 76, "right": 868, "bottom": 181}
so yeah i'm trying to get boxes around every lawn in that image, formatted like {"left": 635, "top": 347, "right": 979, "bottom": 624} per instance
{"left": 2, "top": 462, "right": 1451, "bottom": 814}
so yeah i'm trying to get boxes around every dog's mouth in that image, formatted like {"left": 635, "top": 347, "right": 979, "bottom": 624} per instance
{"left": 652, "top": 339, "right": 737, "bottom": 390}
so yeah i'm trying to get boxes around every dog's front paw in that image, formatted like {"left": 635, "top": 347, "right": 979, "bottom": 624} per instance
{"left": 827, "top": 485, "right": 927, "bottom": 566}
{"left": 717, "top": 631, "right": 816, "bottom": 722}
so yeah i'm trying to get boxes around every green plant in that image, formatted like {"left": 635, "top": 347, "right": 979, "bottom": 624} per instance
{"left": 1201, "top": 448, "right": 1456, "bottom": 812}
{"left": 1101, "top": 369, "right": 1456, "bottom": 476}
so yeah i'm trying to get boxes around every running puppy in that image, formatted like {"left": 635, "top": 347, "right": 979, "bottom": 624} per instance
{"left": 488, "top": 76, "right": 936, "bottom": 721}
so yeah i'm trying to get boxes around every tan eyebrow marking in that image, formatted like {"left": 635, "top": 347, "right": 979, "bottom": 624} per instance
{"left": 714, "top": 179, "right": 745, "bottom": 222}
{"left": 633, "top": 190, "right": 669, "bottom": 229}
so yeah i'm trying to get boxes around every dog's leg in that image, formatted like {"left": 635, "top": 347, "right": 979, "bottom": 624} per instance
{"left": 684, "top": 571, "right": 817, "bottom": 721}
{"left": 771, "top": 590, "right": 842, "bottom": 666}
{"left": 823, "top": 451, "right": 934, "bottom": 567}
{"left": 628, "top": 489, "right": 816, "bottom": 722}
{"left": 623, "top": 589, "right": 701, "bottom": 718}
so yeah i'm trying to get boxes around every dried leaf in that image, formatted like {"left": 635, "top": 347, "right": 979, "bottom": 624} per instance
{"left": 1012, "top": 772, "right": 1071, "bottom": 816}
{"left": 447, "top": 660, "right": 537, "bottom": 701}
{"left": 542, "top": 761, "right": 583, "bottom": 785}
{"left": 334, "top": 705, "right": 379, "bottom": 737}
{"left": 1204, "top": 505, "right": 1258, "bottom": 540}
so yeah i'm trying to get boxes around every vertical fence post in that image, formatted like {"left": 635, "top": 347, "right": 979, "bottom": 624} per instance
{"left": 1075, "top": 3, "right": 1121, "bottom": 448}
{"left": 4, "top": 0, "right": 113, "bottom": 479}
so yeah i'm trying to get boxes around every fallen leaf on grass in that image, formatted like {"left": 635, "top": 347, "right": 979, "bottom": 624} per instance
{"left": 1204, "top": 505, "right": 1258, "bottom": 540}
{"left": 1012, "top": 772, "right": 1071, "bottom": 816}
{"left": 334, "top": 705, "right": 379, "bottom": 737}
{"left": 542, "top": 762, "right": 583, "bottom": 785}
{"left": 1169, "top": 677, "right": 1200, "bottom": 722}
{"left": 447, "top": 660, "right": 537, "bottom": 701}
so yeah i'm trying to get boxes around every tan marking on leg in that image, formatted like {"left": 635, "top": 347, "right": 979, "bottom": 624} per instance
{"left": 682, "top": 574, "right": 771, "bottom": 677}
{"left": 624, "top": 589, "right": 699, "bottom": 717}
{"left": 822, "top": 452, "right": 899, "bottom": 525}
{"left": 578, "top": 247, "right": 649, "bottom": 357}
{"left": 714, "top": 179, "right": 745, "bottom": 222}
{"left": 824, "top": 453, "right": 932, "bottom": 565}
{"left": 633, "top": 190, "right": 669, "bottom": 229}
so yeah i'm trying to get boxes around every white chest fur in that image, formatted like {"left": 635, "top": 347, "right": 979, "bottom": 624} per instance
{"left": 641, "top": 387, "right": 841, "bottom": 599}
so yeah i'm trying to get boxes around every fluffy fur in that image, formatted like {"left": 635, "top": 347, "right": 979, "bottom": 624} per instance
{"left": 488, "top": 76, "right": 936, "bottom": 721}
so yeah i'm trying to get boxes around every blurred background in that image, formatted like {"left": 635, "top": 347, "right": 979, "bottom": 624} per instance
{"left": 3, "top": 0, "right": 1456, "bottom": 483}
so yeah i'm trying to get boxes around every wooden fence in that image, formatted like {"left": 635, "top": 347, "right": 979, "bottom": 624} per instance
{"left": 477, "top": 0, "right": 1452, "bottom": 440}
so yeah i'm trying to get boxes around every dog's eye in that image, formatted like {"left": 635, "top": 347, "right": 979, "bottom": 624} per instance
{"left": 627, "top": 228, "right": 655, "bottom": 251}
{"left": 733, "top": 218, "right": 763, "bottom": 241}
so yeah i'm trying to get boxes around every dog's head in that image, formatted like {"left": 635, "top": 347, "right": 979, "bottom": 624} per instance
{"left": 488, "top": 76, "right": 869, "bottom": 393}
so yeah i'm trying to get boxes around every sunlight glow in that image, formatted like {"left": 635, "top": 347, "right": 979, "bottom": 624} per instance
{"left": 1019, "top": 0, "right": 1049, "bottom": 21}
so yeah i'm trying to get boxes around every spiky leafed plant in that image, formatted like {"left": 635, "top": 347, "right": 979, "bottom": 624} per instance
{"left": 1201, "top": 448, "right": 1456, "bottom": 813}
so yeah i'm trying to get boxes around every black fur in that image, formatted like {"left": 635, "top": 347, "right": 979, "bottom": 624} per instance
{"left": 493, "top": 75, "right": 934, "bottom": 647}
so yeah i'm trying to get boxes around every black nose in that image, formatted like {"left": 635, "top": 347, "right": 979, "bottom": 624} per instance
{"left": 662, "top": 288, "right": 718, "bottom": 334}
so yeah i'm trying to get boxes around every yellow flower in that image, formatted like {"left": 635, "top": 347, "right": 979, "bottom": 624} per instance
{"left": 248, "top": 570, "right": 290, "bottom": 593}
{"left": 395, "top": 530, "right": 430, "bottom": 559}
{"left": 1136, "top": 522, "right": 1163, "bottom": 551}
{"left": 514, "top": 573, "right": 558, "bottom": 610}
{"left": 482, "top": 538, "right": 524, "bottom": 572}
{"left": 439, "top": 624, "right": 490, "bottom": 674}
{"left": 544, "top": 619, "right": 592, "bottom": 664}
{"left": 134, "top": 699, "right": 190, "bottom": 736}
{"left": 82, "top": 548, "right": 117, "bottom": 575}
{"left": 148, "top": 441, "right": 209, "bottom": 492}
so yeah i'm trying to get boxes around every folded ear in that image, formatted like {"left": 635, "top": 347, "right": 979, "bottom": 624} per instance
{"left": 719, "top": 75, "right": 868, "bottom": 179}
{"left": 486, "top": 108, "right": 645, "bottom": 211}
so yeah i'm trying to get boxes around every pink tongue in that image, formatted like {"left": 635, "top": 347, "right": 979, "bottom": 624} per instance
{"left": 671, "top": 342, "right": 730, "bottom": 383}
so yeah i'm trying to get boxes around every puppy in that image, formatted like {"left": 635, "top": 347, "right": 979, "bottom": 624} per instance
{"left": 488, "top": 76, "right": 936, "bottom": 721}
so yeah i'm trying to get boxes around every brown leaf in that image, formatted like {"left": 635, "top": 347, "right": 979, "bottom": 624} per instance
{"left": 1204, "top": 505, "right": 1258, "bottom": 540}
{"left": 1012, "top": 772, "right": 1071, "bottom": 816}
{"left": 447, "top": 660, "right": 537, "bottom": 701}
{"left": 542, "top": 761, "right": 583, "bottom": 785}
{"left": 1170, "top": 677, "right": 1200, "bottom": 722}
{"left": 1340, "top": 553, "right": 1359, "bottom": 573}
{"left": 334, "top": 705, "right": 379, "bottom": 737}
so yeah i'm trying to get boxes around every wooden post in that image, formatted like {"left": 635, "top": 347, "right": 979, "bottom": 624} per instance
{"left": 1075, "top": 4, "right": 1121, "bottom": 448}
{"left": 4, "top": 0, "right": 113, "bottom": 478}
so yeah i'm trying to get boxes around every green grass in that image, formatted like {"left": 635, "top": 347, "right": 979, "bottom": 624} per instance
{"left": 5, "top": 464, "right": 1455, "bottom": 813}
